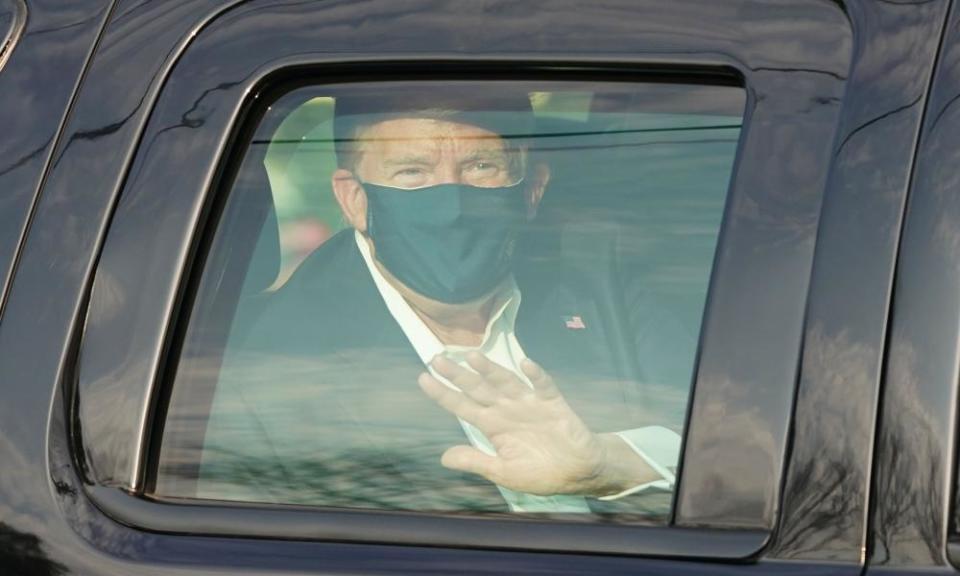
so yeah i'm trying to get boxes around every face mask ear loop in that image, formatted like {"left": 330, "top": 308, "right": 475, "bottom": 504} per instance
{"left": 355, "top": 178, "right": 377, "bottom": 242}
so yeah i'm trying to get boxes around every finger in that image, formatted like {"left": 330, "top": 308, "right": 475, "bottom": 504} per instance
{"left": 441, "top": 445, "right": 504, "bottom": 484}
{"left": 520, "top": 358, "right": 560, "bottom": 399}
{"left": 418, "top": 372, "right": 487, "bottom": 423}
{"left": 464, "top": 352, "right": 529, "bottom": 397}
{"left": 430, "top": 356, "right": 499, "bottom": 405}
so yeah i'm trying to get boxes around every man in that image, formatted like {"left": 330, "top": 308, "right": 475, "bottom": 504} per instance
{"left": 199, "top": 86, "right": 682, "bottom": 514}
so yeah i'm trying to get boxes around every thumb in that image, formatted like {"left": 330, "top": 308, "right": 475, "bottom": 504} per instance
{"left": 441, "top": 445, "right": 503, "bottom": 483}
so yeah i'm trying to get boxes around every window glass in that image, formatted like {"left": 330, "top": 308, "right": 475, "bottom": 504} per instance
{"left": 154, "top": 80, "right": 745, "bottom": 521}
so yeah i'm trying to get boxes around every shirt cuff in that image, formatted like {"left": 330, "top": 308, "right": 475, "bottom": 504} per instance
{"left": 597, "top": 426, "right": 680, "bottom": 501}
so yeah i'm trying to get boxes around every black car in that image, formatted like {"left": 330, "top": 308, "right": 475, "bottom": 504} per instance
{"left": 3, "top": 0, "right": 960, "bottom": 574}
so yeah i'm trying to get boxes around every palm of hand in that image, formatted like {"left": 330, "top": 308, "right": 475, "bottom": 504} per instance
{"left": 419, "top": 353, "right": 607, "bottom": 496}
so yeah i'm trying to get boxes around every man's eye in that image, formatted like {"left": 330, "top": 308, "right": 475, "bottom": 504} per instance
{"left": 468, "top": 161, "right": 501, "bottom": 173}
{"left": 396, "top": 168, "right": 425, "bottom": 177}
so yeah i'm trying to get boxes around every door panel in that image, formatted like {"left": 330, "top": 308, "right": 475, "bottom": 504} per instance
{"left": 0, "top": 0, "right": 948, "bottom": 574}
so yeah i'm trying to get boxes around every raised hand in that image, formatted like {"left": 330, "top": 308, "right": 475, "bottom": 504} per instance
{"left": 417, "top": 352, "right": 658, "bottom": 497}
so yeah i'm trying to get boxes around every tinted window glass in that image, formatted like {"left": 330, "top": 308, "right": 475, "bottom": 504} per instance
{"left": 154, "top": 80, "right": 745, "bottom": 522}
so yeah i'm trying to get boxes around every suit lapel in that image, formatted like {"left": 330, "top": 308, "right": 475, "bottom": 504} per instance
{"left": 266, "top": 231, "right": 508, "bottom": 511}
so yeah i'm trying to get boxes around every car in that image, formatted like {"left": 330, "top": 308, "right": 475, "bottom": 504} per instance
{"left": 3, "top": 0, "right": 960, "bottom": 574}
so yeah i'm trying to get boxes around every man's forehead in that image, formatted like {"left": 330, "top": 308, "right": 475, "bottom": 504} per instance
{"left": 355, "top": 119, "right": 516, "bottom": 176}
{"left": 359, "top": 117, "right": 508, "bottom": 147}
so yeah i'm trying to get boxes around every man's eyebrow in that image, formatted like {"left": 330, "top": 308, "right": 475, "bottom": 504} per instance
{"left": 382, "top": 155, "right": 436, "bottom": 166}
{"left": 459, "top": 149, "right": 509, "bottom": 162}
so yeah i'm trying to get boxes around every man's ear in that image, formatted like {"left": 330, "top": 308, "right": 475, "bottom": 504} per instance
{"left": 331, "top": 168, "right": 368, "bottom": 232}
{"left": 525, "top": 163, "right": 550, "bottom": 217}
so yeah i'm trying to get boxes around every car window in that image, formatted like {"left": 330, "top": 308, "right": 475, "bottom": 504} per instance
{"left": 153, "top": 80, "right": 744, "bottom": 522}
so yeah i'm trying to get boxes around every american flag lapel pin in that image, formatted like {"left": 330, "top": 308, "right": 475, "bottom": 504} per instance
{"left": 564, "top": 315, "right": 586, "bottom": 330}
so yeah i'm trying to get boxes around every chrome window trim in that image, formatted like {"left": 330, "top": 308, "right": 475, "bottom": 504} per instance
{"left": 0, "top": 0, "right": 27, "bottom": 75}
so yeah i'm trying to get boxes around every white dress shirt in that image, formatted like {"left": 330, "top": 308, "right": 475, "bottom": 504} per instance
{"left": 355, "top": 231, "right": 678, "bottom": 512}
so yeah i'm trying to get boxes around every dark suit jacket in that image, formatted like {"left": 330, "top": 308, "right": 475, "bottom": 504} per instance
{"left": 197, "top": 230, "right": 691, "bottom": 515}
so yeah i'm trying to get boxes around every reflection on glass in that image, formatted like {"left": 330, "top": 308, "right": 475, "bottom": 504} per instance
{"left": 154, "top": 80, "right": 744, "bottom": 521}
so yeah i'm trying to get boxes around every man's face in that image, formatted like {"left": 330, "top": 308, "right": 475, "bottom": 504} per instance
{"left": 352, "top": 118, "right": 521, "bottom": 189}
{"left": 331, "top": 115, "right": 548, "bottom": 238}
{"left": 330, "top": 113, "right": 550, "bottom": 306}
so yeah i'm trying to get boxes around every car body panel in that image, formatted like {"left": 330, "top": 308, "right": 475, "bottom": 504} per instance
{"left": 0, "top": 0, "right": 112, "bottom": 318}
{"left": 771, "top": 0, "right": 952, "bottom": 564}
{"left": 868, "top": 1, "right": 960, "bottom": 571}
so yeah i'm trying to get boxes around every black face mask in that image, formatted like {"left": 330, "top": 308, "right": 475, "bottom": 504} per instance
{"left": 363, "top": 181, "right": 527, "bottom": 304}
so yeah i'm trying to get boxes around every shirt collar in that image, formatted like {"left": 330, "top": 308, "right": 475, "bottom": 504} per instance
{"left": 354, "top": 230, "right": 520, "bottom": 364}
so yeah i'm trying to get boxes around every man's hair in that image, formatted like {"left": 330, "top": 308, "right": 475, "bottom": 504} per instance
{"left": 332, "top": 85, "right": 535, "bottom": 175}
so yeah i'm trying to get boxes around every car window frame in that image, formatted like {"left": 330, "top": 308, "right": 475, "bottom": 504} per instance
{"left": 65, "top": 0, "right": 857, "bottom": 561}
{"left": 84, "top": 66, "right": 774, "bottom": 559}
{"left": 152, "top": 78, "right": 750, "bottom": 511}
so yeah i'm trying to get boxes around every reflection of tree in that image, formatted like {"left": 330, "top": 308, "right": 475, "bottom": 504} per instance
{"left": 772, "top": 326, "right": 871, "bottom": 560}
{"left": 774, "top": 455, "right": 859, "bottom": 557}
{"left": 162, "top": 353, "right": 674, "bottom": 522}
{"left": 0, "top": 522, "right": 67, "bottom": 576}
{"left": 195, "top": 446, "right": 493, "bottom": 511}
{"left": 164, "top": 445, "right": 670, "bottom": 522}
{"left": 871, "top": 341, "right": 942, "bottom": 565}
{"left": 773, "top": 330, "right": 944, "bottom": 564}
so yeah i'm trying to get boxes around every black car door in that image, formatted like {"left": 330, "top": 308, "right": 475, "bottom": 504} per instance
{"left": 0, "top": 1, "right": 950, "bottom": 574}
